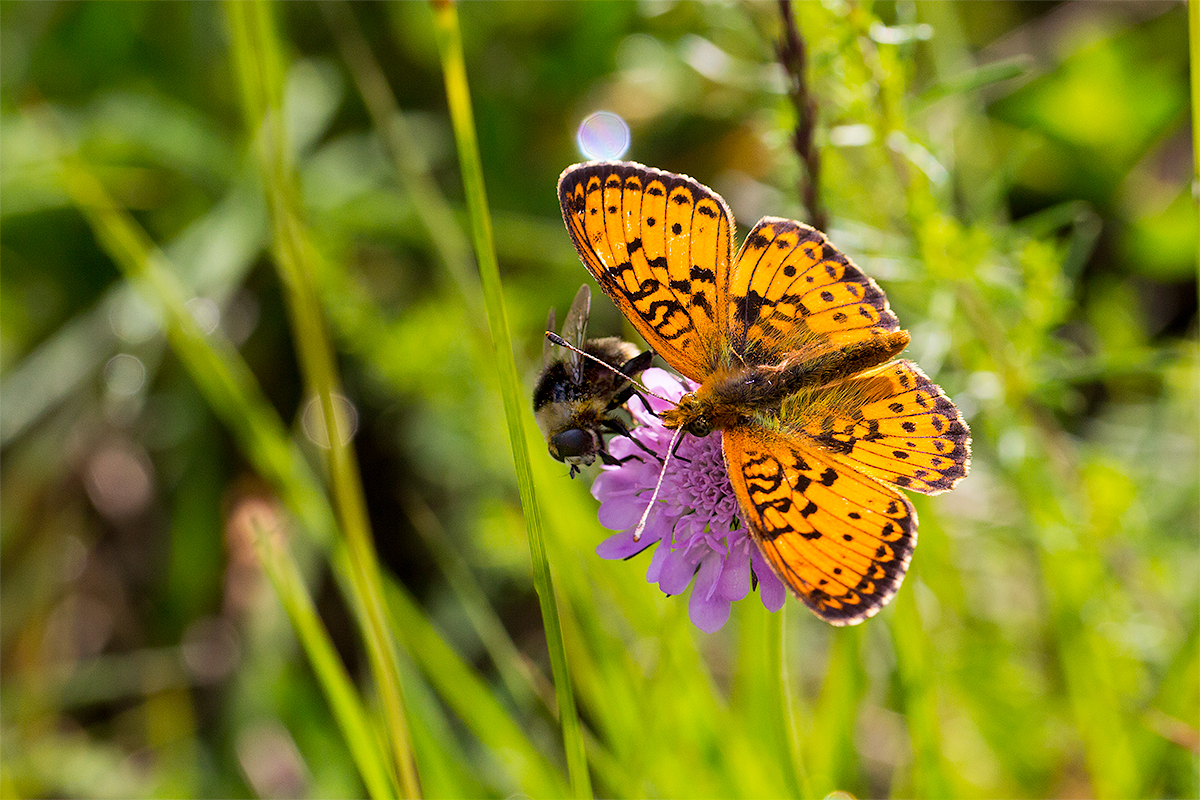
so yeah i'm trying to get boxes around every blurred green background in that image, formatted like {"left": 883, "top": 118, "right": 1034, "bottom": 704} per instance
{"left": 1, "top": 1, "right": 1196, "bottom": 798}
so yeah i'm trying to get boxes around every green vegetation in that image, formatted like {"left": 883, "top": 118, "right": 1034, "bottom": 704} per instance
{"left": 2, "top": 2, "right": 1195, "bottom": 798}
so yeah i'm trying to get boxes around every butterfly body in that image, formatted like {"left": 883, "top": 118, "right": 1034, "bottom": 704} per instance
{"left": 558, "top": 161, "right": 970, "bottom": 624}
{"left": 661, "top": 329, "right": 912, "bottom": 437}
{"left": 534, "top": 284, "right": 652, "bottom": 476}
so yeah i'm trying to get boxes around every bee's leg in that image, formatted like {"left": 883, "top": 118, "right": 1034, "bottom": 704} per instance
{"left": 600, "top": 419, "right": 662, "bottom": 463}
{"left": 632, "top": 389, "right": 663, "bottom": 418}
{"left": 607, "top": 386, "right": 662, "bottom": 421}
{"left": 605, "top": 384, "right": 636, "bottom": 412}
{"left": 597, "top": 450, "right": 626, "bottom": 466}
{"left": 609, "top": 351, "right": 657, "bottom": 415}
{"left": 619, "top": 350, "right": 653, "bottom": 377}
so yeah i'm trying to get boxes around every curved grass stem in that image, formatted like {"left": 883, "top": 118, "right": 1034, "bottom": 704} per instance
{"left": 429, "top": 2, "right": 592, "bottom": 796}
{"left": 224, "top": 2, "right": 421, "bottom": 795}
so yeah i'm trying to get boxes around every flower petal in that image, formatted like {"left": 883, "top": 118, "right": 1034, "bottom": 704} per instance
{"left": 689, "top": 587, "right": 733, "bottom": 633}
{"left": 656, "top": 548, "right": 699, "bottom": 595}
{"left": 596, "top": 531, "right": 656, "bottom": 560}
{"left": 716, "top": 547, "right": 751, "bottom": 601}
{"left": 591, "top": 469, "right": 640, "bottom": 501}
{"left": 750, "top": 545, "right": 787, "bottom": 612}
{"left": 596, "top": 494, "right": 645, "bottom": 530}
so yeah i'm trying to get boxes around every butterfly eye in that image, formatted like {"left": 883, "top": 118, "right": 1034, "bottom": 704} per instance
{"left": 686, "top": 417, "right": 713, "bottom": 438}
{"left": 551, "top": 428, "right": 595, "bottom": 460}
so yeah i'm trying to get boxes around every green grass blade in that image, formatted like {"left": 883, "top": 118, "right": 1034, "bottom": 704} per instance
{"left": 251, "top": 519, "right": 397, "bottom": 800}
{"left": 54, "top": 149, "right": 400, "bottom": 798}
{"left": 1191, "top": 0, "right": 1200, "bottom": 303}
{"left": 770, "top": 606, "right": 812, "bottom": 799}
{"left": 385, "top": 580, "right": 571, "bottom": 798}
{"left": 890, "top": 591, "right": 953, "bottom": 799}
{"left": 224, "top": 2, "right": 421, "bottom": 794}
{"left": 322, "top": 0, "right": 484, "bottom": 322}
{"left": 809, "top": 628, "right": 863, "bottom": 796}
{"left": 429, "top": 2, "right": 591, "bottom": 796}
{"left": 400, "top": 492, "right": 555, "bottom": 716}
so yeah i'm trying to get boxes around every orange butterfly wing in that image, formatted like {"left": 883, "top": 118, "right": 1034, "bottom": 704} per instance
{"left": 726, "top": 217, "right": 900, "bottom": 366}
{"left": 725, "top": 360, "right": 970, "bottom": 624}
{"left": 558, "top": 162, "right": 733, "bottom": 382}
{"left": 790, "top": 360, "right": 971, "bottom": 495}
{"left": 723, "top": 426, "right": 916, "bottom": 625}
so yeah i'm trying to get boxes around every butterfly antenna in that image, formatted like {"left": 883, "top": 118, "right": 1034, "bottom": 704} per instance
{"left": 632, "top": 426, "right": 684, "bottom": 542}
{"left": 545, "top": 331, "right": 673, "bottom": 404}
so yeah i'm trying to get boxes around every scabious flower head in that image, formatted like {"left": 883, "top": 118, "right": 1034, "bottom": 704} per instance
{"left": 591, "top": 368, "right": 786, "bottom": 633}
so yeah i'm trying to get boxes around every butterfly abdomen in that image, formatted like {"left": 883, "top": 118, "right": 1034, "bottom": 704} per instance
{"left": 662, "top": 330, "right": 913, "bottom": 436}
{"left": 774, "top": 331, "right": 911, "bottom": 395}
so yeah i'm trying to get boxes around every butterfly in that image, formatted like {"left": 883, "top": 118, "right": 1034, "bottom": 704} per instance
{"left": 557, "top": 161, "right": 970, "bottom": 625}
{"left": 534, "top": 283, "right": 653, "bottom": 477}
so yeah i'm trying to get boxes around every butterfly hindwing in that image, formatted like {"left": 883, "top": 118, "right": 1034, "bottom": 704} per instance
{"left": 791, "top": 360, "right": 971, "bottom": 495}
{"left": 723, "top": 426, "right": 917, "bottom": 625}
{"left": 558, "top": 161, "right": 733, "bottom": 382}
{"left": 728, "top": 218, "right": 900, "bottom": 365}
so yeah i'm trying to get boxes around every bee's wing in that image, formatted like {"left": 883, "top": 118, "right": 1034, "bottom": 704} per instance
{"left": 561, "top": 284, "right": 592, "bottom": 383}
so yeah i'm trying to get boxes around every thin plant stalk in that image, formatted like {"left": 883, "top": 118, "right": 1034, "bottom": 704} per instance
{"left": 768, "top": 606, "right": 812, "bottom": 799}
{"left": 224, "top": 2, "right": 420, "bottom": 795}
{"left": 1191, "top": 0, "right": 1200, "bottom": 303}
{"left": 55, "top": 150, "right": 396, "bottom": 799}
{"left": 56, "top": 135, "right": 565, "bottom": 798}
{"left": 429, "top": 2, "right": 592, "bottom": 796}
{"left": 777, "top": 0, "right": 828, "bottom": 232}
{"left": 251, "top": 518, "right": 397, "bottom": 800}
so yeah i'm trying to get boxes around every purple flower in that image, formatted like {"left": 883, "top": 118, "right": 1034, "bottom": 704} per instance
{"left": 591, "top": 368, "right": 787, "bottom": 633}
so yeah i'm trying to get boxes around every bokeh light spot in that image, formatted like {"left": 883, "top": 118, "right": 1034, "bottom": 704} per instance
{"left": 577, "top": 111, "right": 630, "bottom": 160}
{"left": 85, "top": 442, "right": 154, "bottom": 519}
{"left": 186, "top": 297, "right": 221, "bottom": 335}
{"left": 103, "top": 353, "right": 146, "bottom": 397}
{"left": 301, "top": 394, "right": 359, "bottom": 449}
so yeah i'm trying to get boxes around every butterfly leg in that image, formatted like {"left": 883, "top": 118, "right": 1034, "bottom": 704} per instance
{"left": 661, "top": 427, "right": 694, "bottom": 464}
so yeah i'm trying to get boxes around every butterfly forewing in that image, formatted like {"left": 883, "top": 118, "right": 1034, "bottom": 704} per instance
{"left": 728, "top": 218, "right": 900, "bottom": 365}
{"left": 793, "top": 360, "right": 971, "bottom": 495}
{"left": 723, "top": 426, "right": 916, "bottom": 625}
{"left": 559, "top": 162, "right": 733, "bottom": 382}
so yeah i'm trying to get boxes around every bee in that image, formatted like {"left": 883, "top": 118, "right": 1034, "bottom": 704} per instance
{"left": 533, "top": 284, "right": 653, "bottom": 477}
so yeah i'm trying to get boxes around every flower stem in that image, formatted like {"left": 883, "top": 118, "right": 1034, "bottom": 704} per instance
{"left": 769, "top": 604, "right": 812, "bottom": 798}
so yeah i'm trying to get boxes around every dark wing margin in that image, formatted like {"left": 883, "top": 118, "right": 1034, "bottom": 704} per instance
{"left": 558, "top": 161, "right": 734, "bottom": 382}
{"left": 724, "top": 425, "right": 917, "bottom": 625}
{"left": 726, "top": 217, "right": 900, "bottom": 366}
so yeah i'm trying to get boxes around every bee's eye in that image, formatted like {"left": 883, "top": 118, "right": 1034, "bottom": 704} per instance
{"left": 551, "top": 428, "right": 593, "bottom": 459}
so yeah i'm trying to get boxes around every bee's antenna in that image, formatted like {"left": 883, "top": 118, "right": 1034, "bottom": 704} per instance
{"left": 632, "top": 426, "right": 684, "bottom": 541}
{"left": 545, "top": 331, "right": 674, "bottom": 404}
